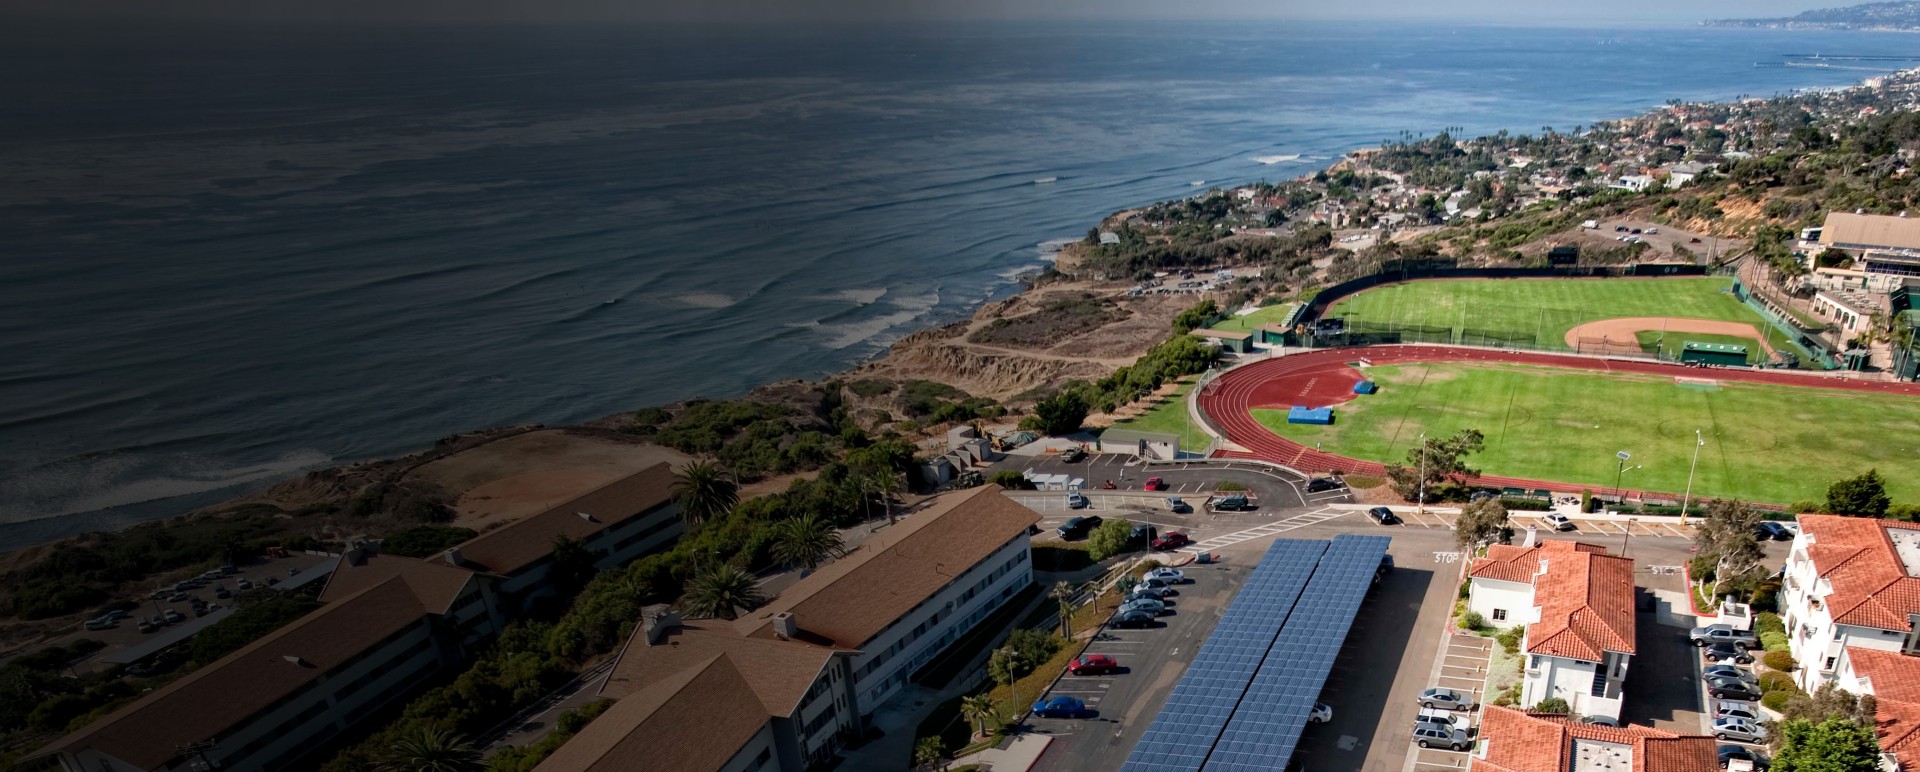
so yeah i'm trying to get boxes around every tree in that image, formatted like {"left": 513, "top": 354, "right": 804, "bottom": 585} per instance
{"left": 771, "top": 514, "right": 846, "bottom": 572}
{"left": 1052, "top": 581, "right": 1077, "bottom": 639}
{"left": 374, "top": 727, "right": 483, "bottom": 772}
{"left": 1384, "top": 430, "right": 1486, "bottom": 501}
{"left": 671, "top": 460, "right": 739, "bottom": 530}
{"left": 960, "top": 694, "right": 1002, "bottom": 739}
{"left": 1531, "top": 697, "right": 1570, "bottom": 715}
{"left": 680, "top": 564, "right": 765, "bottom": 620}
{"left": 914, "top": 736, "right": 947, "bottom": 771}
{"left": 866, "top": 469, "right": 902, "bottom": 526}
{"left": 1086, "top": 519, "right": 1136, "bottom": 561}
{"left": 1693, "top": 499, "right": 1768, "bottom": 602}
{"left": 1455, "top": 497, "right": 1510, "bottom": 552}
{"left": 1172, "top": 299, "right": 1220, "bottom": 334}
{"left": 988, "top": 648, "right": 1019, "bottom": 696}
{"left": 1826, "top": 470, "right": 1891, "bottom": 518}
{"left": 1770, "top": 717, "right": 1881, "bottom": 771}
{"left": 547, "top": 535, "right": 600, "bottom": 598}
{"left": 1024, "top": 391, "right": 1090, "bottom": 436}
{"left": 989, "top": 470, "right": 1036, "bottom": 490}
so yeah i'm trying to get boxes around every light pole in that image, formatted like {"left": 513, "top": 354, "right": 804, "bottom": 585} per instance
{"left": 1680, "top": 430, "right": 1705, "bottom": 522}
{"left": 1613, "top": 450, "right": 1632, "bottom": 499}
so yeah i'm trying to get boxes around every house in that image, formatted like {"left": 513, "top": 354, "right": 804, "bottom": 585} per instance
{"left": 1611, "top": 174, "right": 1655, "bottom": 192}
{"left": 29, "top": 549, "right": 501, "bottom": 772}
{"left": 1816, "top": 211, "right": 1920, "bottom": 293}
{"left": 1664, "top": 161, "right": 1713, "bottom": 187}
{"left": 440, "top": 462, "right": 682, "bottom": 610}
{"left": 1467, "top": 540, "right": 1636, "bottom": 720}
{"left": 538, "top": 486, "right": 1041, "bottom": 772}
{"left": 1471, "top": 706, "right": 1719, "bottom": 771}
{"left": 1836, "top": 646, "right": 1920, "bottom": 771}
{"left": 1779, "top": 515, "right": 1920, "bottom": 694}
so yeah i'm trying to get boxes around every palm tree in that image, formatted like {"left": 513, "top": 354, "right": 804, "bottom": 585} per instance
{"left": 374, "top": 727, "right": 482, "bottom": 772}
{"left": 671, "top": 460, "right": 738, "bottom": 530}
{"left": 960, "top": 694, "right": 1002, "bottom": 740}
{"left": 913, "top": 737, "right": 946, "bottom": 771}
{"left": 1052, "top": 581, "right": 1077, "bottom": 639}
{"left": 772, "top": 514, "right": 846, "bottom": 572}
{"left": 867, "top": 471, "right": 901, "bottom": 527}
{"left": 681, "top": 564, "right": 765, "bottom": 620}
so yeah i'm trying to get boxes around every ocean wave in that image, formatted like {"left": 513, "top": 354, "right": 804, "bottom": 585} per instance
{"left": 0, "top": 448, "right": 333, "bottom": 525}
{"left": 818, "top": 288, "right": 887, "bottom": 305}
{"left": 1253, "top": 154, "right": 1304, "bottom": 164}
{"left": 678, "top": 292, "right": 740, "bottom": 309}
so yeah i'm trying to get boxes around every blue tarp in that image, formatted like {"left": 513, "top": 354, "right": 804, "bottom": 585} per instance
{"left": 1286, "top": 406, "right": 1334, "bottom": 425}
{"left": 1353, "top": 380, "right": 1377, "bottom": 395}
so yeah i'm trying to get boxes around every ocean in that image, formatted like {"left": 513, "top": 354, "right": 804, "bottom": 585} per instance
{"left": 1, "top": 19, "right": 1914, "bottom": 551}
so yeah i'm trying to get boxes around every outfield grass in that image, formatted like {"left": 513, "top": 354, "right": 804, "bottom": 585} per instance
{"left": 1252, "top": 362, "right": 1920, "bottom": 505}
{"left": 1106, "top": 380, "right": 1209, "bottom": 450}
{"left": 1322, "top": 277, "right": 1805, "bottom": 356}
{"left": 1207, "top": 303, "right": 1297, "bottom": 334}
{"left": 1633, "top": 331, "right": 1768, "bottom": 364}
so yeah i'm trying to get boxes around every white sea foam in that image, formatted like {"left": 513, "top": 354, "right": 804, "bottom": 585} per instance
{"left": 0, "top": 448, "right": 334, "bottom": 524}
{"left": 820, "top": 288, "right": 887, "bottom": 305}
{"left": 1253, "top": 154, "right": 1304, "bottom": 164}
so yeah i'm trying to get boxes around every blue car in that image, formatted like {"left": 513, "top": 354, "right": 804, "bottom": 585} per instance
{"left": 1032, "top": 695, "right": 1087, "bottom": 718}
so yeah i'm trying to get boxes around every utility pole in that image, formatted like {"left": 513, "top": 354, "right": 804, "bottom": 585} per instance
{"left": 1622, "top": 518, "right": 1637, "bottom": 558}
{"left": 1680, "top": 430, "right": 1705, "bottom": 522}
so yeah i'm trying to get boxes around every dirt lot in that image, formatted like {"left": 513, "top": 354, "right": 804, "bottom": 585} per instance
{"left": 405, "top": 429, "right": 689, "bottom": 530}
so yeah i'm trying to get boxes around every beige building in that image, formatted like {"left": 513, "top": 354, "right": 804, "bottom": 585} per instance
{"left": 1813, "top": 211, "right": 1920, "bottom": 293}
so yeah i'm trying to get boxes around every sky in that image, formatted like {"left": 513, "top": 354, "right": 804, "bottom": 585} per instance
{"left": 5, "top": 0, "right": 1846, "bottom": 24}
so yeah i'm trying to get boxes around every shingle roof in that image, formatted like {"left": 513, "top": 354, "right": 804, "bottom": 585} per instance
{"left": 1471, "top": 541, "right": 1635, "bottom": 660}
{"left": 450, "top": 461, "right": 676, "bottom": 575}
{"left": 599, "top": 620, "right": 844, "bottom": 716}
{"left": 732, "top": 485, "right": 1040, "bottom": 648}
{"left": 535, "top": 654, "right": 772, "bottom": 772}
{"left": 320, "top": 551, "right": 480, "bottom": 613}
{"left": 1823, "top": 211, "right": 1920, "bottom": 252}
{"left": 1844, "top": 646, "right": 1920, "bottom": 770}
{"left": 1472, "top": 706, "right": 1719, "bottom": 772}
{"left": 1799, "top": 515, "right": 1920, "bottom": 631}
{"left": 31, "top": 578, "right": 429, "bottom": 769}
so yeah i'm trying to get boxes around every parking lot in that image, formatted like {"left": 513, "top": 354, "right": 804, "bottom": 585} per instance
{"left": 1406, "top": 634, "right": 1492, "bottom": 772}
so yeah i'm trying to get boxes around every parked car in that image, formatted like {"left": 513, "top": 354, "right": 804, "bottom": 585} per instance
{"left": 1058, "top": 516, "right": 1102, "bottom": 539}
{"left": 1068, "top": 654, "right": 1119, "bottom": 675}
{"left": 1468, "top": 489, "right": 1498, "bottom": 502}
{"left": 1691, "top": 624, "right": 1759, "bottom": 648}
{"left": 1702, "top": 665, "right": 1757, "bottom": 684}
{"left": 1167, "top": 497, "right": 1192, "bottom": 514}
{"left": 1309, "top": 702, "right": 1333, "bottom": 724}
{"left": 1754, "top": 521, "right": 1793, "bottom": 541}
{"left": 264, "top": 576, "right": 280, "bottom": 586}
{"left": 1703, "top": 642, "right": 1754, "bottom": 664}
{"left": 101, "top": 610, "right": 129, "bottom": 621}
{"left": 162, "top": 609, "right": 185, "bottom": 624}
{"left": 1136, "top": 576, "right": 1178, "bottom": 594}
{"left": 1367, "top": 507, "right": 1399, "bottom": 525}
{"left": 1143, "top": 477, "right": 1168, "bottom": 491}
{"left": 1151, "top": 532, "right": 1192, "bottom": 551}
{"left": 1416, "top": 708, "right": 1469, "bottom": 730}
{"left": 214, "top": 586, "right": 232, "bottom": 600}
{"left": 236, "top": 578, "right": 254, "bottom": 590}
{"left": 1032, "top": 695, "right": 1088, "bottom": 718}
{"left": 1412, "top": 724, "right": 1472, "bottom": 751}
{"left": 83, "top": 618, "right": 116, "bottom": 631}
{"left": 1129, "top": 522, "right": 1154, "bottom": 543}
{"left": 1060, "top": 447, "right": 1086, "bottom": 463}
{"left": 1210, "top": 495, "right": 1253, "bottom": 512}
{"left": 1305, "top": 477, "right": 1343, "bottom": 493}
{"left": 1718, "top": 744, "right": 1769, "bottom": 769}
{"left": 1128, "top": 585, "right": 1172, "bottom": 602}
{"left": 1417, "top": 688, "right": 1474, "bottom": 711}
{"left": 1615, "top": 225, "right": 1629, "bottom": 232}
{"left": 1714, "top": 702, "right": 1762, "bottom": 723}
{"left": 1375, "top": 555, "right": 1395, "bottom": 584}
{"left": 1067, "top": 491, "right": 1089, "bottom": 510}
{"left": 137, "top": 619, "right": 158, "bottom": 634}
{"left": 218, "top": 564, "right": 237, "bottom": 575}
{"left": 1713, "top": 718, "right": 1767, "bottom": 744}
{"left": 1110, "top": 609, "right": 1157, "bottom": 629}
{"left": 1544, "top": 513, "right": 1576, "bottom": 531}
{"left": 1145, "top": 567, "right": 1185, "bottom": 584}
{"left": 1581, "top": 716, "right": 1621, "bottom": 727}
{"left": 1120, "top": 598, "right": 1167, "bottom": 617}
{"left": 167, "top": 592, "right": 189, "bottom": 603}
{"left": 1707, "top": 677, "right": 1763, "bottom": 702}
{"left": 1646, "top": 227, "right": 1660, "bottom": 235}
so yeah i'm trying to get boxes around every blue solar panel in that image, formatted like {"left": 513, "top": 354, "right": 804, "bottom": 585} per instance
{"left": 1120, "top": 539, "right": 1327, "bottom": 772}
{"left": 1202, "top": 535, "right": 1391, "bottom": 772}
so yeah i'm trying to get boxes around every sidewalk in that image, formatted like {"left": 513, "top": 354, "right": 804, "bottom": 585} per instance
{"left": 948, "top": 734, "right": 1054, "bottom": 772}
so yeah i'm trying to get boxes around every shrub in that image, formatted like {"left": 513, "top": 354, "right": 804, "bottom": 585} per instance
{"left": 1086, "top": 520, "right": 1137, "bottom": 562}
{"left": 1500, "top": 497, "right": 1552, "bottom": 511}
{"left": 1532, "top": 697, "right": 1571, "bottom": 714}
{"left": 1457, "top": 580, "right": 1471, "bottom": 600}
{"left": 1459, "top": 610, "right": 1486, "bottom": 631}
{"left": 1789, "top": 500, "right": 1822, "bottom": 514}
{"left": 1580, "top": 490, "right": 1593, "bottom": 513}
{"left": 1758, "top": 671, "right": 1797, "bottom": 694}
{"left": 1761, "top": 691, "right": 1793, "bottom": 712}
{"left": 1756, "top": 612, "right": 1786, "bottom": 637}
{"left": 1495, "top": 625, "right": 1525, "bottom": 655}
{"left": 1491, "top": 685, "right": 1521, "bottom": 707}
{"left": 1343, "top": 475, "right": 1384, "bottom": 489}
{"left": 1761, "top": 631, "right": 1790, "bottom": 652}
{"left": 1216, "top": 481, "right": 1248, "bottom": 492}
{"left": 989, "top": 471, "right": 1036, "bottom": 491}
{"left": 1763, "top": 650, "right": 1796, "bottom": 672}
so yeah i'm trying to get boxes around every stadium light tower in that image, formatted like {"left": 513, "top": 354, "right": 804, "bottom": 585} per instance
{"left": 1680, "top": 430, "right": 1705, "bottom": 522}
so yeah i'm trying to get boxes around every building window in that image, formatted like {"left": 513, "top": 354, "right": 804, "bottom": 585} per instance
{"left": 1492, "top": 609, "right": 1507, "bottom": 622}
{"left": 1826, "top": 656, "right": 1838, "bottom": 671}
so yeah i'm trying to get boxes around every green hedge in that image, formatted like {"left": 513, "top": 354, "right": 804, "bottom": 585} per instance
{"left": 1762, "top": 650, "right": 1796, "bottom": 672}
{"left": 1755, "top": 612, "right": 1786, "bottom": 637}
{"left": 1760, "top": 631, "right": 1789, "bottom": 653}
{"left": 1758, "top": 671, "right": 1797, "bottom": 694}
{"left": 1761, "top": 691, "right": 1792, "bottom": 712}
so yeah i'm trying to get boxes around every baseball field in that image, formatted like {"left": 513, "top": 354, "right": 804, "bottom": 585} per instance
{"left": 1252, "top": 362, "right": 1920, "bottom": 505}
{"left": 1321, "top": 277, "right": 1807, "bottom": 357}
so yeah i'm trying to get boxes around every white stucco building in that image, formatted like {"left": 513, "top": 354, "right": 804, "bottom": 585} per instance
{"left": 1779, "top": 514, "right": 1920, "bottom": 694}
{"left": 1468, "top": 540, "right": 1637, "bottom": 721}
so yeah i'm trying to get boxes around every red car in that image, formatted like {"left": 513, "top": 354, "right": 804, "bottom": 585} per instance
{"left": 1069, "top": 653, "right": 1119, "bottom": 675}
{"left": 1144, "top": 477, "right": 1168, "bottom": 491}
{"left": 1151, "top": 531, "right": 1191, "bottom": 550}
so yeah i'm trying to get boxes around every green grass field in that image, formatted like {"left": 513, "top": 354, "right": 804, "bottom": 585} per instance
{"left": 1206, "top": 303, "right": 1297, "bottom": 334}
{"left": 1633, "top": 331, "right": 1767, "bottom": 364}
{"left": 1253, "top": 362, "right": 1920, "bottom": 505}
{"left": 1322, "top": 277, "right": 1805, "bottom": 356}
{"left": 1105, "top": 380, "right": 1209, "bottom": 450}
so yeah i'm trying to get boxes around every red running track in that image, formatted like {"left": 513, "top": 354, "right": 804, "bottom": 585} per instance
{"left": 1198, "top": 345, "right": 1920, "bottom": 500}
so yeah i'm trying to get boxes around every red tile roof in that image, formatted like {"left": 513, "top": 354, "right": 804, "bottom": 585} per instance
{"left": 450, "top": 462, "right": 677, "bottom": 575}
{"left": 1845, "top": 647, "right": 1920, "bottom": 770}
{"left": 1471, "top": 541, "right": 1635, "bottom": 660}
{"left": 1799, "top": 515, "right": 1920, "bottom": 631}
{"left": 1472, "top": 706, "right": 1719, "bottom": 772}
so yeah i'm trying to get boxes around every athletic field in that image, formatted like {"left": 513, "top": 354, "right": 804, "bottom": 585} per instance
{"left": 1634, "top": 331, "right": 1767, "bottom": 364}
{"left": 1321, "top": 277, "right": 1804, "bottom": 355}
{"left": 1252, "top": 362, "right": 1920, "bottom": 505}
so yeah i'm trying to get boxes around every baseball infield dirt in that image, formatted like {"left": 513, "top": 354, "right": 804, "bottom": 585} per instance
{"left": 1562, "top": 316, "right": 1776, "bottom": 355}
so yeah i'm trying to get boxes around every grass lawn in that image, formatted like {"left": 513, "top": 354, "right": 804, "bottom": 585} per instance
{"left": 1322, "top": 277, "right": 1805, "bottom": 356}
{"left": 1105, "top": 381, "right": 1210, "bottom": 451}
{"left": 1207, "top": 303, "right": 1297, "bottom": 334}
{"left": 1251, "top": 362, "right": 1920, "bottom": 505}
{"left": 1633, "top": 331, "right": 1767, "bottom": 364}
